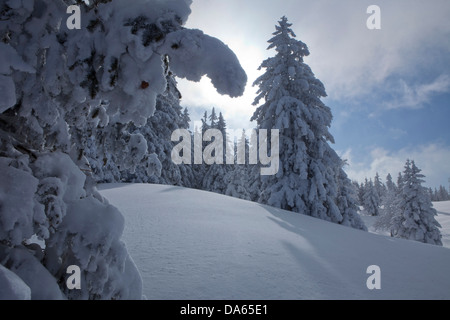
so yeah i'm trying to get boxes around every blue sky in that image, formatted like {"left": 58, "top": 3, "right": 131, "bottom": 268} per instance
{"left": 177, "top": 0, "right": 450, "bottom": 189}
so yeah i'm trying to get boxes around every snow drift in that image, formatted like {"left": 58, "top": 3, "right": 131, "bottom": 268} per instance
{"left": 100, "top": 184, "right": 450, "bottom": 300}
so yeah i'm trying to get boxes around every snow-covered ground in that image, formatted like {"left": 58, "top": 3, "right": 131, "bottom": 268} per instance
{"left": 433, "top": 201, "right": 450, "bottom": 248}
{"left": 99, "top": 184, "right": 450, "bottom": 300}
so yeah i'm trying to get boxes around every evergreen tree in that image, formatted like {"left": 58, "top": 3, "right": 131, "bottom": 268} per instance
{"left": 209, "top": 107, "right": 218, "bottom": 128}
{"left": 225, "top": 130, "right": 251, "bottom": 200}
{"left": 397, "top": 172, "right": 404, "bottom": 191}
{"left": 335, "top": 164, "right": 367, "bottom": 230}
{"left": 247, "top": 130, "right": 262, "bottom": 202}
{"left": 373, "top": 172, "right": 386, "bottom": 200}
{"left": 437, "top": 185, "right": 450, "bottom": 201}
{"left": 0, "top": 0, "right": 246, "bottom": 299}
{"left": 217, "top": 112, "right": 230, "bottom": 163}
{"left": 362, "top": 178, "right": 381, "bottom": 216}
{"left": 181, "top": 108, "right": 191, "bottom": 129}
{"left": 352, "top": 181, "right": 365, "bottom": 207}
{"left": 201, "top": 108, "right": 229, "bottom": 194}
{"left": 428, "top": 188, "right": 435, "bottom": 201}
{"left": 250, "top": 16, "right": 365, "bottom": 229}
{"left": 191, "top": 124, "right": 206, "bottom": 189}
{"left": 201, "top": 111, "right": 210, "bottom": 132}
{"left": 374, "top": 173, "right": 398, "bottom": 231}
{"left": 391, "top": 160, "right": 442, "bottom": 246}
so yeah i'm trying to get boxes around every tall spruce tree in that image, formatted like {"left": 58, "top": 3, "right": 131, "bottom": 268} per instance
{"left": 391, "top": 160, "right": 442, "bottom": 245}
{"left": 362, "top": 178, "right": 381, "bottom": 216}
{"left": 374, "top": 173, "right": 398, "bottom": 231}
{"left": 209, "top": 107, "right": 218, "bottom": 128}
{"left": 225, "top": 130, "right": 252, "bottom": 200}
{"left": 436, "top": 185, "right": 450, "bottom": 201}
{"left": 335, "top": 163, "right": 368, "bottom": 230}
{"left": 201, "top": 108, "right": 230, "bottom": 194}
{"left": 374, "top": 172, "right": 386, "bottom": 200}
{"left": 352, "top": 181, "right": 365, "bottom": 207}
{"left": 251, "top": 16, "right": 365, "bottom": 230}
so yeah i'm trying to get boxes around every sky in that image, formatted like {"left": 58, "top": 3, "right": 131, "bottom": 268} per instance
{"left": 176, "top": 0, "right": 450, "bottom": 189}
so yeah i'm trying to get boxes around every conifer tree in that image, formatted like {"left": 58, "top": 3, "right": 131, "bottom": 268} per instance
{"left": 335, "top": 164, "right": 367, "bottom": 230}
{"left": 201, "top": 108, "right": 230, "bottom": 194}
{"left": 225, "top": 130, "right": 251, "bottom": 200}
{"left": 374, "top": 172, "right": 386, "bottom": 200}
{"left": 201, "top": 111, "right": 210, "bottom": 132}
{"left": 428, "top": 188, "right": 434, "bottom": 201}
{"left": 250, "top": 16, "right": 365, "bottom": 230}
{"left": 374, "top": 173, "right": 398, "bottom": 231}
{"left": 436, "top": 185, "right": 450, "bottom": 201}
{"left": 351, "top": 181, "right": 364, "bottom": 207}
{"left": 0, "top": 0, "right": 246, "bottom": 299}
{"left": 362, "top": 178, "right": 381, "bottom": 216}
{"left": 391, "top": 160, "right": 442, "bottom": 245}
{"left": 181, "top": 108, "right": 191, "bottom": 129}
{"left": 209, "top": 107, "right": 218, "bottom": 128}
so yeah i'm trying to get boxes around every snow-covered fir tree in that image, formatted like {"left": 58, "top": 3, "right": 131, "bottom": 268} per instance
{"left": 250, "top": 16, "right": 366, "bottom": 230}
{"left": 352, "top": 181, "right": 364, "bottom": 207}
{"left": 0, "top": 0, "right": 246, "bottom": 299}
{"left": 224, "top": 130, "right": 252, "bottom": 200}
{"left": 246, "top": 129, "right": 262, "bottom": 202}
{"left": 201, "top": 111, "right": 210, "bottom": 132}
{"left": 362, "top": 178, "right": 381, "bottom": 216}
{"left": 181, "top": 107, "right": 191, "bottom": 129}
{"left": 390, "top": 160, "right": 442, "bottom": 246}
{"left": 201, "top": 108, "right": 230, "bottom": 194}
{"left": 431, "top": 185, "right": 450, "bottom": 202}
{"left": 438, "top": 186, "right": 450, "bottom": 201}
{"left": 335, "top": 163, "right": 367, "bottom": 230}
{"left": 374, "top": 173, "right": 398, "bottom": 232}
{"left": 373, "top": 172, "right": 386, "bottom": 201}
{"left": 217, "top": 111, "right": 230, "bottom": 163}
{"left": 209, "top": 107, "right": 218, "bottom": 128}
{"left": 190, "top": 123, "right": 206, "bottom": 189}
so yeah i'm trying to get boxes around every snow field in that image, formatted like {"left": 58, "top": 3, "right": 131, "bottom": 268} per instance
{"left": 433, "top": 201, "right": 450, "bottom": 248}
{"left": 100, "top": 184, "right": 450, "bottom": 300}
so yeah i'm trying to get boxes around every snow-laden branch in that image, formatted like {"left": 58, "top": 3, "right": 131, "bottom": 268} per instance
{"left": 158, "top": 29, "right": 247, "bottom": 98}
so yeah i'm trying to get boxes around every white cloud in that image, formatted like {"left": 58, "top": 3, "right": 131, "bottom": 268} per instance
{"left": 179, "top": 0, "right": 450, "bottom": 106}
{"left": 175, "top": 0, "right": 450, "bottom": 175}
{"left": 385, "top": 75, "right": 450, "bottom": 110}
{"left": 340, "top": 144, "right": 450, "bottom": 188}
{"left": 304, "top": 0, "right": 450, "bottom": 101}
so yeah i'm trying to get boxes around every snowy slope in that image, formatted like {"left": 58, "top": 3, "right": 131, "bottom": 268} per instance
{"left": 433, "top": 201, "right": 450, "bottom": 248}
{"left": 99, "top": 184, "right": 450, "bottom": 300}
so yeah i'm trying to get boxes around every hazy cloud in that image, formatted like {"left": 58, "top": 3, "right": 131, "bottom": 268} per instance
{"left": 178, "top": 0, "right": 450, "bottom": 122}
{"left": 384, "top": 75, "right": 450, "bottom": 110}
{"left": 340, "top": 144, "right": 450, "bottom": 188}
{"left": 177, "top": 1, "right": 450, "bottom": 187}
